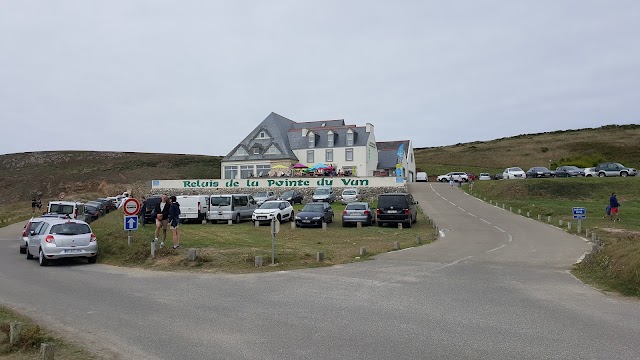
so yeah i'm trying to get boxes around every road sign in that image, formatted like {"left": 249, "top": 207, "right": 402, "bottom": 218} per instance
{"left": 572, "top": 207, "right": 586, "bottom": 220}
{"left": 124, "top": 215, "right": 138, "bottom": 230}
{"left": 123, "top": 198, "right": 141, "bottom": 216}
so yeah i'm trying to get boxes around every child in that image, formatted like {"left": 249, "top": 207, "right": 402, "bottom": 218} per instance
{"left": 604, "top": 205, "right": 611, "bottom": 219}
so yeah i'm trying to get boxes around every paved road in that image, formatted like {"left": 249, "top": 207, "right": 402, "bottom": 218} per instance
{"left": 1, "top": 183, "right": 639, "bottom": 359}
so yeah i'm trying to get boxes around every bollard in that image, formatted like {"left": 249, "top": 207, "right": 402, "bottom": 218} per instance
{"left": 255, "top": 220, "right": 260, "bottom": 227}
{"left": 398, "top": 223, "right": 403, "bottom": 229}
{"left": 518, "top": 209, "right": 521, "bottom": 215}
{"left": 591, "top": 232, "right": 596, "bottom": 242}
{"left": 393, "top": 241, "right": 401, "bottom": 250}
{"left": 187, "top": 248, "right": 197, "bottom": 261}
{"left": 502, "top": 204, "right": 505, "bottom": 209}
{"left": 416, "top": 236, "right": 421, "bottom": 244}
{"left": 585, "top": 228, "right": 589, "bottom": 238}
{"left": 359, "top": 247, "right": 367, "bottom": 256}
{"left": 255, "top": 256, "right": 263, "bottom": 267}
{"left": 577, "top": 221, "right": 581, "bottom": 234}
{"left": 228, "top": 219, "right": 233, "bottom": 225}
{"left": 509, "top": 207, "right": 512, "bottom": 212}
{"left": 591, "top": 243, "right": 599, "bottom": 252}
{"left": 490, "top": 200, "right": 493, "bottom": 204}
{"left": 322, "top": 222, "right": 327, "bottom": 231}
{"left": 316, "top": 252, "right": 325, "bottom": 262}
{"left": 526, "top": 211, "right": 530, "bottom": 218}
{"left": 291, "top": 221, "right": 296, "bottom": 229}
{"left": 537, "top": 214, "right": 541, "bottom": 221}
{"left": 150, "top": 241, "right": 156, "bottom": 258}
{"left": 41, "top": 343, "right": 55, "bottom": 360}
{"left": 559, "top": 220, "right": 563, "bottom": 226}
{"left": 547, "top": 216, "right": 551, "bottom": 223}
{"left": 9, "top": 322, "right": 22, "bottom": 346}
{"left": 201, "top": 219, "right": 207, "bottom": 224}
{"left": 357, "top": 222, "right": 362, "bottom": 228}
{"left": 568, "top": 222, "right": 572, "bottom": 230}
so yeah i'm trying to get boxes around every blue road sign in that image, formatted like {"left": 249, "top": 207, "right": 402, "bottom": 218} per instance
{"left": 124, "top": 215, "right": 138, "bottom": 230}
{"left": 572, "top": 207, "right": 586, "bottom": 220}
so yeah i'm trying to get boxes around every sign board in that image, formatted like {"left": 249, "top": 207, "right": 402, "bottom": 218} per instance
{"left": 123, "top": 198, "right": 141, "bottom": 216}
{"left": 151, "top": 176, "right": 404, "bottom": 190}
{"left": 124, "top": 215, "right": 138, "bottom": 231}
{"left": 572, "top": 207, "right": 586, "bottom": 220}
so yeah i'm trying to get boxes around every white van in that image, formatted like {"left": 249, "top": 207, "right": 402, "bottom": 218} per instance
{"left": 416, "top": 172, "right": 428, "bottom": 182}
{"left": 47, "top": 201, "right": 87, "bottom": 221}
{"left": 207, "top": 194, "right": 257, "bottom": 224}
{"left": 177, "top": 195, "right": 210, "bottom": 223}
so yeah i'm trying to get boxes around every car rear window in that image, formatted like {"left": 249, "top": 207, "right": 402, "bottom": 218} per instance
{"left": 314, "top": 188, "right": 330, "bottom": 195}
{"left": 378, "top": 195, "right": 408, "bottom": 208}
{"left": 49, "top": 204, "right": 74, "bottom": 214}
{"left": 346, "top": 204, "right": 366, "bottom": 210}
{"left": 211, "top": 196, "right": 231, "bottom": 206}
{"left": 26, "top": 221, "right": 42, "bottom": 232}
{"left": 343, "top": 190, "right": 357, "bottom": 195}
{"left": 50, "top": 223, "right": 91, "bottom": 235}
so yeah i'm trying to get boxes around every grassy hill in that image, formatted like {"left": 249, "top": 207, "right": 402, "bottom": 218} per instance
{"left": 414, "top": 124, "right": 640, "bottom": 177}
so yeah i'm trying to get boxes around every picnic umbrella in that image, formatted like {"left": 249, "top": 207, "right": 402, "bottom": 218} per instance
{"left": 272, "top": 164, "right": 288, "bottom": 169}
{"left": 310, "top": 163, "right": 330, "bottom": 170}
{"left": 292, "top": 163, "right": 308, "bottom": 169}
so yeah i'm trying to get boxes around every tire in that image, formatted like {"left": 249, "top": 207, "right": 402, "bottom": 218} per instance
{"left": 598, "top": 172, "right": 606, "bottom": 177}
{"left": 405, "top": 217, "right": 412, "bottom": 228}
{"left": 19, "top": 245, "right": 26, "bottom": 254}
{"left": 377, "top": 221, "right": 384, "bottom": 227}
{"left": 38, "top": 248, "right": 49, "bottom": 266}
{"left": 235, "top": 214, "right": 241, "bottom": 224}
{"left": 88, "top": 255, "right": 98, "bottom": 264}
{"left": 342, "top": 222, "right": 347, "bottom": 227}
{"left": 413, "top": 214, "right": 417, "bottom": 224}
{"left": 621, "top": 172, "right": 628, "bottom": 177}
{"left": 289, "top": 212, "right": 294, "bottom": 222}
{"left": 26, "top": 248, "right": 34, "bottom": 260}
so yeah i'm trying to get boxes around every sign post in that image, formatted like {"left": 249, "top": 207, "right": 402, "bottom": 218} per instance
{"left": 122, "top": 198, "right": 141, "bottom": 246}
{"left": 270, "top": 219, "right": 280, "bottom": 265}
{"left": 572, "top": 207, "right": 586, "bottom": 234}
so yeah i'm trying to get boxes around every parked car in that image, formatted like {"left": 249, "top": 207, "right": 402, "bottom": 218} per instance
{"left": 555, "top": 166, "right": 585, "bottom": 177}
{"left": 47, "top": 201, "right": 87, "bottom": 221}
{"left": 20, "top": 214, "right": 70, "bottom": 254}
{"left": 295, "top": 202, "right": 334, "bottom": 227}
{"left": 494, "top": 173, "right": 504, "bottom": 180}
{"left": 594, "top": 162, "right": 638, "bottom": 177}
{"left": 26, "top": 218, "right": 98, "bottom": 266}
{"left": 95, "top": 198, "right": 117, "bottom": 213}
{"left": 176, "top": 195, "right": 210, "bottom": 223}
{"left": 208, "top": 194, "right": 257, "bottom": 224}
{"left": 339, "top": 188, "right": 360, "bottom": 204}
{"left": 141, "top": 196, "right": 163, "bottom": 224}
{"left": 84, "top": 204, "right": 101, "bottom": 223}
{"left": 525, "top": 167, "right": 554, "bottom": 178}
{"left": 312, "top": 187, "right": 336, "bottom": 203}
{"left": 85, "top": 201, "right": 106, "bottom": 216}
{"left": 278, "top": 190, "right": 303, "bottom": 205}
{"left": 502, "top": 167, "right": 526, "bottom": 179}
{"left": 479, "top": 173, "right": 492, "bottom": 181}
{"left": 416, "top": 172, "right": 428, "bottom": 182}
{"left": 583, "top": 167, "right": 597, "bottom": 177}
{"left": 252, "top": 200, "right": 294, "bottom": 225}
{"left": 437, "top": 172, "right": 468, "bottom": 182}
{"left": 342, "top": 202, "right": 375, "bottom": 227}
{"left": 376, "top": 193, "right": 418, "bottom": 228}
{"left": 253, "top": 191, "right": 276, "bottom": 206}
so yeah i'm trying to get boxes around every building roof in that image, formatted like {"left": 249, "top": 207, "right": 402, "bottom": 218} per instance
{"left": 288, "top": 126, "right": 369, "bottom": 150}
{"left": 291, "top": 119, "right": 345, "bottom": 129}
{"left": 376, "top": 140, "right": 410, "bottom": 151}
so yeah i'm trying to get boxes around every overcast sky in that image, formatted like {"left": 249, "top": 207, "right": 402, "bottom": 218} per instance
{"left": 1, "top": 1, "right": 638, "bottom": 156}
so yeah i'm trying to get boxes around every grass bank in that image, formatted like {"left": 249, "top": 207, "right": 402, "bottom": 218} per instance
{"left": 466, "top": 177, "right": 640, "bottom": 297}
{"left": 0, "top": 306, "right": 96, "bottom": 359}
{"left": 91, "top": 204, "right": 436, "bottom": 273}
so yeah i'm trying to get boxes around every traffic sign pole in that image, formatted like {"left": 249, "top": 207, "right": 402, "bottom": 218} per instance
{"left": 271, "top": 219, "right": 276, "bottom": 265}
{"left": 128, "top": 230, "right": 132, "bottom": 246}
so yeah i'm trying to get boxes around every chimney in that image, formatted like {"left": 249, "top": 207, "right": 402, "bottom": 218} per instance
{"left": 366, "top": 123, "right": 374, "bottom": 133}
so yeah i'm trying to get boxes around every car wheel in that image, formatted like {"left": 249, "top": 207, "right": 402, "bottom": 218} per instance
{"left": 235, "top": 214, "right": 241, "bottom": 224}
{"left": 26, "top": 247, "right": 34, "bottom": 260}
{"left": 38, "top": 248, "right": 49, "bottom": 266}
{"left": 276, "top": 214, "right": 281, "bottom": 223}
{"left": 621, "top": 172, "right": 628, "bottom": 177}
{"left": 88, "top": 255, "right": 98, "bottom": 264}
{"left": 19, "top": 245, "right": 26, "bottom": 254}
{"left": 342, "top": 222, "right": 347, "bottom": 227}
{"left": 405, "top": 217, "right": 412, "bottom": 228}
{"left": 598, "top": 172, "right": 606, "bottom": 177}
{"left": 377, "top": 221, "right": 384, "bottom": 227}
{"left": 289, "top": 212, "right": 294, "bottom": 222}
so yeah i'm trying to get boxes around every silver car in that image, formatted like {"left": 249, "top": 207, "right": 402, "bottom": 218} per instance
{"left": 20, "top": 214, "right": 70, "bottom": 254}
{"left": 253, "top": 191, "right": 276, "bottom": 206}
{"left": 342, "top": 202, "right": 375, "bottom": 226}
{"left": 340, "top": 188, "right": 360, "bottom": 204}
{"left": 26, "top": 218, "right": 98, "bottom": 266}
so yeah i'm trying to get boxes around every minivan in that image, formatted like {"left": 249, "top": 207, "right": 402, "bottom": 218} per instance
{"left": 416, "top": 172, "right": 428, "bottom": 182}
{"left": 47, "top": 201, "right": 87, "bottom": 222}
{"left": 177, "top": 195, "right": 210, "bottom": 223}
{"left": 376, "top": 193, "right": 418, "bottom": 228}
{"left": 207, "top": 194, "right": 257, "bottom": 224}
{"left": 312, "top": 187, "right": 336, "bottom": 203}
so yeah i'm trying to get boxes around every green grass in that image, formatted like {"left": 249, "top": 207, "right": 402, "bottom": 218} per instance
{"left": 92, "top": 203, "right": 436, "bottom": 272}
{"left": 0, "top": 306, "right": 97, "bottom": 359}
{"left": 0, "top": 202, "right": 38, "bottom": 229}
{"left": 465, "top": 177, "right": 640, "bottom": 297}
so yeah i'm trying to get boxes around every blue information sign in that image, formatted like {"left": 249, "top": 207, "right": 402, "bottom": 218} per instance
{"left": 124, "top": 215, "right": 139, "bottom": 230}
{"left": 572, "top": 207, "right": 586, "bottom": 220}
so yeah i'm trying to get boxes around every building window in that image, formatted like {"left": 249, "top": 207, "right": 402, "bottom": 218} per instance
{"left": 346, "top": 131, "right": 354, "bottom": 146}
{"left": 240, "top": 165, "right": 254, "bottom": 179}
{"left": 224, "top": 166, "right": 238, "bottom": 179}
{"left": 256, "top": 164, "right": 270, "bottom": 177}
{"left": 266, "top": 146, "right": 280, "bottom": 155}
{"left": 307, "top": 150, "right": 314, "bottom": 163}
{"left": 253, "top": 148, "right": 260, "bottom": 155}
{"left": 257, "top": 131, "right": 269, "bottom": 139}
{"left": 235, "top": 147, "right": 247, "bottom": 156}
{"left": 326, "top": 149, "right": 333, "bottom": 162}
{"left": 308, "top": 132, "right": 315, "bottom": 148}
{"left": 345, "top": 148, "right": 353, "bottom": 161}
{"left": 327, "top": 132, "right": 334, "bottom": 147}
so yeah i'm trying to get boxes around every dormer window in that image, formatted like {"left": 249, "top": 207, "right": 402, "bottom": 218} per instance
{"left": 327, "top": 131, "right": 334, "bottom": 147}
{"left": 346, "top": 130, "right": 354, "bottom": 146}
{"left": 235, "top": 147, "right": 247, "bottom": 156}
{"left": 256, "top": 131, "right": 269, "bottom": 139}
{"left": 253, "top": 148, "right": 260, "bottom": 155}
{"left": 308, "top": 132, "right": 315, "bottom": 148}
{"left": 266, "top": 146, "right": 280, "bottom": 155}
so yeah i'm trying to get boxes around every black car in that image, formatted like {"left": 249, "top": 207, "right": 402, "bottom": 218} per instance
{"left": 84, "top": 204, "right": 101, "bottom": 222}
{"left": 494, "top": 173, "right": 504, "bottom": 180}
{"left": 376, "top": 193, "right": 418, "bottom": 228}
{"left": 278, "top": 190, "right": 304, "bottom": 205}
{"left": 555, "top": 166, "right": 585, "bottom": 177}
{"left": 86, "top": 201, "right": 107, "bottom": 216}
{"left": 95, "top": 198, "right": 117, "bottom": 213}
{"left": 141, "top": 196, "right": 163, "bottom": 224}
{"left": 525, "top": 167, "right": 554, "bottom": 178}
{"left": 295, "top": 202, "right": 334, "bottom": 227}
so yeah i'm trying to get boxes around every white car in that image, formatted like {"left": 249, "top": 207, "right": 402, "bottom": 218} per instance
{"left": 253, "top": 191, "right": 276, "bottom": 206}
{"left": 339, "top": 188, "right": 360, "bottom": 204}
{"left": 20, "top": 214, "right": 70, "bottom": 254}
{"left": 26, "top": 218, "right": 98, "bottom": 266}
{"left": 437, "top": 172, "right": 468, "bottom": 182}
{"left": 584, "top": 167, "right": 597, "bottom": 177}
{"left": 478, "top": 173, "right": 492, "bottom": 181}
{"left": 503, "top": 167, "right": 526, "bottom": 179}
{"left": 252, "top": 200, "right": 295, "bottom": 224}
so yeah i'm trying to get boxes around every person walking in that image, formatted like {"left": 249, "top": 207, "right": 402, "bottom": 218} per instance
{"left": 153, "top": 194, "right": 171, "bottom": 248}
{"left": 609, "top": 192, "right": 620, "bottom": 221}
{"left": 168, "top": 195, "right": 181, "bottom": 249}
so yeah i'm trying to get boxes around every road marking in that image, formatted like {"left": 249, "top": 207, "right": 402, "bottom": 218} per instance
{"left": 429, "top": 256, "right": 473, "bottom": 272}
{"left": 449, "top": 202, "right": 456, "bottom": 206}
{"left": 442, "top": 197, "right": 448, "bottom": 201}
{"left": 439, "top": 230, "right": 445, "bottom": 238}
{"left": 493, "top": 225, "right": 506, "bottom": 233}
{"left": 457, "top": 206, "right": 465, "bottom": 211}
{"left": 508, "top": 235, "right": 513, "bottom": 243}
{"left": 480, "top": 219, "right": 491, "bottom": 224}
{"left": 486, "top": 244, "right": 507, "bottom": 253}
{"left": 468, "top": 213, "right": 477, "bottom": 217}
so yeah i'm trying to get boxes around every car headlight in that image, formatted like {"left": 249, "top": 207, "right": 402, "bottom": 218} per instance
{"left": 295, "top": 216, "right": 301, "bottom": 220}
{"left": 312, "top": 216, "right": 321, "bottom": 220}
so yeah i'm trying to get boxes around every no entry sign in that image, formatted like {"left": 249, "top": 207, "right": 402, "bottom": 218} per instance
{"left": 123, "top": 198, "right": 141, "bottom": 216}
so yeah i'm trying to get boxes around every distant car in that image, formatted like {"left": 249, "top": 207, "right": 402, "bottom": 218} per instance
{"left": 84, "top": 204, "right": 101, "bottom": 223}
{"left": 416, "top": 172, "right": 428, "bottom": 182}
{"left": 339, "top": 188, "right": 360, "bottom": 204}
{"left": 555, "top": 166, "right": 585, "bottom": 177}
{"left": 342, "top": 202, "right": 375, "bottom": 227}
{"left": 253, "top": 191, "right": 276, "bottom": 206}
{"left": 437, "top": 172, "right": 468, "bottom": 182}
{"left": 26, "top": 218, "right": 98, "bottom": 266}
{"left": 312, "top": 187, "right": 336, "bottom": 203}
{"left": 503, "top": 167, "right": 526, "bottom": 179}
{"left": 376, "top": 193, "right": 418, "bottom": 228}
{"left": 594, "top": 162, "right": 638, "bottom": 177}
{"left": 295, "top": 202, "right": 334, "bottom": 227}
{"left": 494, "top": 173, "right": 504, "bottom": 180}
{"left": 252, "top": 200, "right": 294, "bottom": 225}
{"left": 479, "top": 173, "right": 492, "bottom": 180}
{"left": 85, "top": 201, "right": 106, "bottom": 216}
{"left": 95, "top": 198, "right": 117, "bottom": 213}
{"left": 526, "top": 167, "right": 554, "bottom": 178}
{"left": 583, "top": 167, "right": 597, "bottom": 177}
{"left": 277, "top": 190, "right": 303, "bottom": 205}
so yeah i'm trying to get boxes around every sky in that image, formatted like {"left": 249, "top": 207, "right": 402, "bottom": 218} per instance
{"left": 1, "top": 1, "right": 639, "bottom": 156}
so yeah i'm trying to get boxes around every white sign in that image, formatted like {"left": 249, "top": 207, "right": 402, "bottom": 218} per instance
{"left": 152, "top": 176, "right": 404, "bottom": 190}
{"left": 123, "top": 198, "right": 141, "bottom": 216}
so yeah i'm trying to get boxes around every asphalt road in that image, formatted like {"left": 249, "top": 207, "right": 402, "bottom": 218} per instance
{"left": 1, "top": 182, "right": 639, "bottom": 359}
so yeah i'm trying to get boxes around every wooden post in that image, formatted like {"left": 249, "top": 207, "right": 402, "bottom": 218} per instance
{"left": 41, "top": 343, "right": 55, "bottom": 360}
{"left": 316, "top": 252, "right": 325, "bottom": 262}
{"left": 537, "top": 214, "right": 541, "bottom": 221}
{"left": 568, "top": 222, "right": 572, "bottom": 230}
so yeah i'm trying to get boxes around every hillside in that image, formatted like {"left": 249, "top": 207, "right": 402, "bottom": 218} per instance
{"left": 414, "top": 124, "right": 640, "bottom": 177}
{"left": 0, "top": 151, "right": 221, "bottom": 204}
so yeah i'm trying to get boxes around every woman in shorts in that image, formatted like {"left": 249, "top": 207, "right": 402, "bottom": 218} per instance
{"left": 168, "top": 196, "right": 181, "bottom": 249}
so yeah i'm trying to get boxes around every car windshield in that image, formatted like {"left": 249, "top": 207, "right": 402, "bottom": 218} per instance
{"left": 343, "top": 190, "right": 357, "bottom": 195}
{"left": 49, "top": 204, "right": 74, "bottom": 214}
{"left": 50, "top": 223, "right": 91, "bottom": 235}
{"left": 565, "top": 166, "right": 579, "bottom": 170}
{"left": 211, "top": 196, "right": 231, "bottom": 206}
{"left": 254, "top": 192, "right": 268, "bottom": 197}
{"left": 260, "top": 202, "right": 282, "bottom": 209}
{"left": 346, "top": 204, "right": 366, "bottom": 210}
{"left": 315, "top": 188, "right": 330, "bottom": 195}
{"left": 378, "top": 195, "right": 408, "bottom": 208}
{"left": 302, "top": 204, "right": 324, "bottom": 212}
{"left": 85, "top": 205, "right": 98, "bottom": 211}
{"left": 508, "top": 168, "right": 523, "bottom": 172}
